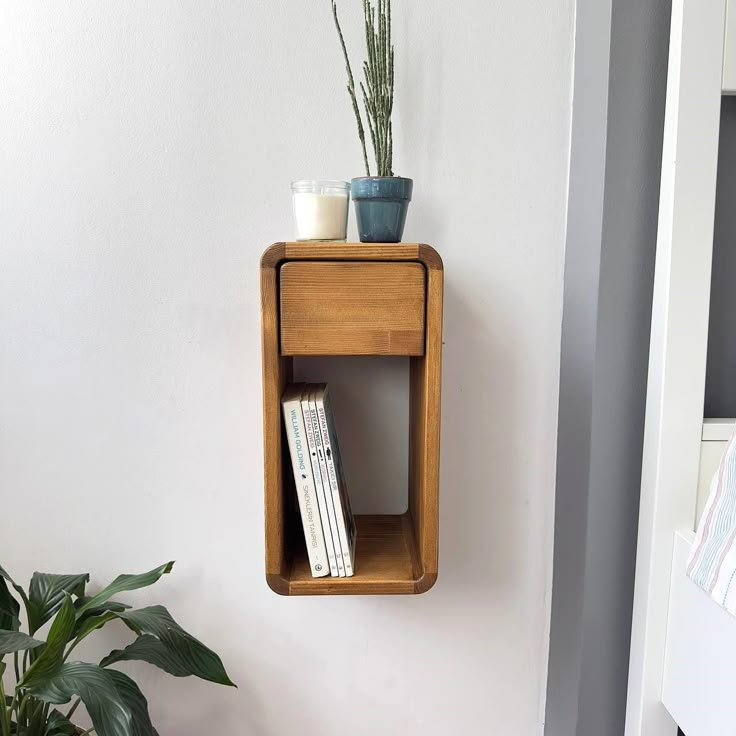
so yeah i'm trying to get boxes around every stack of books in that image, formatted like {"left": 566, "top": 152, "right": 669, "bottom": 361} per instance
{"left": 281, "top": 383, "right": 357, "bottom": 578}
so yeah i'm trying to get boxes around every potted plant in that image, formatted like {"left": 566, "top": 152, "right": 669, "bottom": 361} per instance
{"left": 331, "top": 0, "right": 412, "bottom": 243}
{"left": 0, "top": 561, "right": 234, "bottom": 736}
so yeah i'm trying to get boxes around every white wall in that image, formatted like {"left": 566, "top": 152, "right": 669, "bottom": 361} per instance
{"left": 0, "top": 2, "right": 573, "bottom": 734}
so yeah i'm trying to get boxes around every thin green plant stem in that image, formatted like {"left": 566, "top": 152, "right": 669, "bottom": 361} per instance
{"left": 26, "top": 695, "right": 48, "bottom": 736}
{"left": 66, "top": 697, "right": 81, "bottom": 721}
{"left": 364, "top": 1, "right": 377, "bottom": 95}
{"left": 360, "top": 80, "right": 378, "bottom": 158}
{"left": 13, "top": 653, "right": 20, "bottom": 685}
{"left": 17, "top": 694, "right": 30, "bottom": 732}
{"left": 332, "top": 0, "right": 395, "bottom": 176}
{"left": 28, "top": 698, "right": 41, "bottom": 736}
{"left": 331, "top": 0, "right": 371, "bottom": 175}
{"left": 378, "top": 0, "right": 386, "bottom": 97}
{"left": 7, "top": 693, "right": 18, "bottom": 733}
{"left": 0, "top": 675, "right": 10, "bottom": 736}
{"left": 387, "top": 119, "right": 393, "bottom": 176}
{"left": 385, "top": 0, "right": 394, "bottom": 174}
{"left": 63, "top": 639, "right": 79, "bottom": 662}
{"left": 376, "top": 0, "right": 385, "bottom": 172}
{"left": 363, "top": 0, "right": 393, "bottom": 175}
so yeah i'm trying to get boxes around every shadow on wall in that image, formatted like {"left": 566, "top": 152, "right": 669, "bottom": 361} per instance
{"left": 293, "top": 275, "right": 527, "bottom": 596}
{"left": 705, "top": 97, "right": 736, "bottom": 416}
{"left": 434, "top": 278, "right": 524, "bottom": 595}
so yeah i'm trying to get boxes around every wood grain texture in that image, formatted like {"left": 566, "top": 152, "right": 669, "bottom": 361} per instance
{"left": 261, "top": 242, "right": 443, "bottom": 595}
{"left": 280, "top": 261, "right": 426, "bottom": 356}
{"left": 409, "top": 262, "right": 443, "bottom": 591}
{"left": 261, "top": 253, "right": 292, "bottom": 594}
{"left": 262, "top": 241, "right": 442, "bottom": 268}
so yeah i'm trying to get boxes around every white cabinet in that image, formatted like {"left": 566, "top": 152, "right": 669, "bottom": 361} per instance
{"left": 662, "top": 532, "right": 736, "bottom": 736}
{"left": 697, "top": 420, "right": 736, "bottom": 523}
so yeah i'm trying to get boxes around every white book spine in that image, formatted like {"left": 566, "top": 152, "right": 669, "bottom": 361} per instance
{"left": 282, "top": 393, "right": 329, "bottom": 578}
{"left": 302, "top": 393, "right": 338, "bottom": 577}
{"left": 310, "top": 396, "right": 346, "bottom": 577}
{"left": 316, "top": 392, "right": 355, "bottom": 576}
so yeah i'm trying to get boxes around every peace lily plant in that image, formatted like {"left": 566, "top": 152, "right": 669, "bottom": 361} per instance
{"left": 0, "top": 561, "right": 234, "bottom": 736}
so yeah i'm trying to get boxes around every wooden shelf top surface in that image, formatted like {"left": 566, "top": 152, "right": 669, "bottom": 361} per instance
{"left": 261, "top": 242, "right": 443, "bottom": 270}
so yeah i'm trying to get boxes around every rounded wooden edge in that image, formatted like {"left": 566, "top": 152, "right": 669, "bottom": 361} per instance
{"left": 417, "top": 244, "right": 443, "bottom": 271}
{"left": 266, "top": 572, "right": 290, "bottom": 596}
{"left": 261, "top": 242, "right": 286, "bottom": 269}
{"left": 414, "top": 571, "right": 438, "bottom": 594}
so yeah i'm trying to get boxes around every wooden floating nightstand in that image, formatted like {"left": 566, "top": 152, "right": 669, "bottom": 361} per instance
{"left": 260, "top": 242, "right": 443, "bottom": 595}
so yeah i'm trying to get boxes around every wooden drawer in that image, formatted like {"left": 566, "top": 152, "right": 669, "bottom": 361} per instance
{"left": 279, "top": 261, "right": 426, "bottom": 356}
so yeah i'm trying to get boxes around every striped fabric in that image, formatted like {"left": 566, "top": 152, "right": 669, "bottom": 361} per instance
{"left": 688, "top": 434, "right": 736, "bottom": 615}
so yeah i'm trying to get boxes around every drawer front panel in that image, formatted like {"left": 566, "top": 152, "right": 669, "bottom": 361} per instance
{"left": 279, "top": 261, "right": 426, "bottom": 356}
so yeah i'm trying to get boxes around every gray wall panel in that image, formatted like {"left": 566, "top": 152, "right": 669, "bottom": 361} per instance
{"left": 545, "top": 0, "right": 671, "bottom": 733}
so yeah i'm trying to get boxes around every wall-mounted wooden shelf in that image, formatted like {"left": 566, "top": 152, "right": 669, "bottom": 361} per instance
{"left": 260, "top": 242, "right": 443, "bottom": 595}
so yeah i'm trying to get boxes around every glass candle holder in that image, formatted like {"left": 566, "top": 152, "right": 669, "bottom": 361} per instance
{"left": 291, "top": 180, "right": 350, "bottom": 241}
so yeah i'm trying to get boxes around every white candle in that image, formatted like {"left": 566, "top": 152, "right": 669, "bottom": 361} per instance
{"left": 291, "top": 181, "right": 350, "bottom": 241}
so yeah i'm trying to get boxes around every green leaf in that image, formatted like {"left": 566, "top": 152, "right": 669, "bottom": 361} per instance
{"left": 44, "top": 710, "right": 78, "bottom": 736}
{"left": 0, "top": 630, "right": 44, "bottom": 655}
{"left": 0, "top": 577, "right": 20, "bottom": 632}
{"left": 102, "top": 606, "right": 235, "bottom": 686}
{"left": 72, "top": 611, "right": 119, "bottom": 648}
{"left": 0, "top": 565, "right": 30, "bottom": 626}
{"left": 74, "top": 598, "right": 130, "bottom": 618}
{"left": 28, "top": 573, "right": 89, "bottom": 634}
{"left": 72, "top": 599, "right": 130, "bottom": 640}
{"left": 76, "top": 563, "right": 174, "bottom": 617}
{"left": 107, "top": 670, "right": 158, "bottom": 736}
{"left": 22, "top": 595, "right": 76, "bottom": 685}
{"left": 101, "top": 635, "right": 190, "bottom": 677}
{"left": 28, "top": 662, "right": 132, "bottom": 736}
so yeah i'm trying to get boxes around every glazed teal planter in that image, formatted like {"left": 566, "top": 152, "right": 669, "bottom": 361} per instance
{"left": 351, "top": 176, "right": 413, "bottom": 243}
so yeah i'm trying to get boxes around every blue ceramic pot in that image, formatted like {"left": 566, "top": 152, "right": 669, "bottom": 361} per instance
{"left": 351, "top": 177, "right": 413, "bottom": 243}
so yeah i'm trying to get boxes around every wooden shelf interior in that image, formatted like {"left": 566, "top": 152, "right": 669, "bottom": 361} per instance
{"left": 261, "top": 242, "right": 443, "bottom": 596}
{"left": 288, "top": 514, "right": 420, "bottom": 595}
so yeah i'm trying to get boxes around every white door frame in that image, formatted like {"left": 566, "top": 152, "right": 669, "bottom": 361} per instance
{"left": 624, "top": 0, "right": 726, "bottom": 734}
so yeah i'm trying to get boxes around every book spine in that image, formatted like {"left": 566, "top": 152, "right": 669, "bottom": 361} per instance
{"left": 316, "top": 395, "right": 355, "bottom": 576}
{"left": 282, "top": 397, "right": 330, "bottom": 577}
{"left": 325, "top": 391, "right": 357, "bottom": 572}
{"left": 302, "top": 394, "right": 338, "bottom": 577}
{"left": 310, "top": 398, "right": 346, "bottom": 577}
